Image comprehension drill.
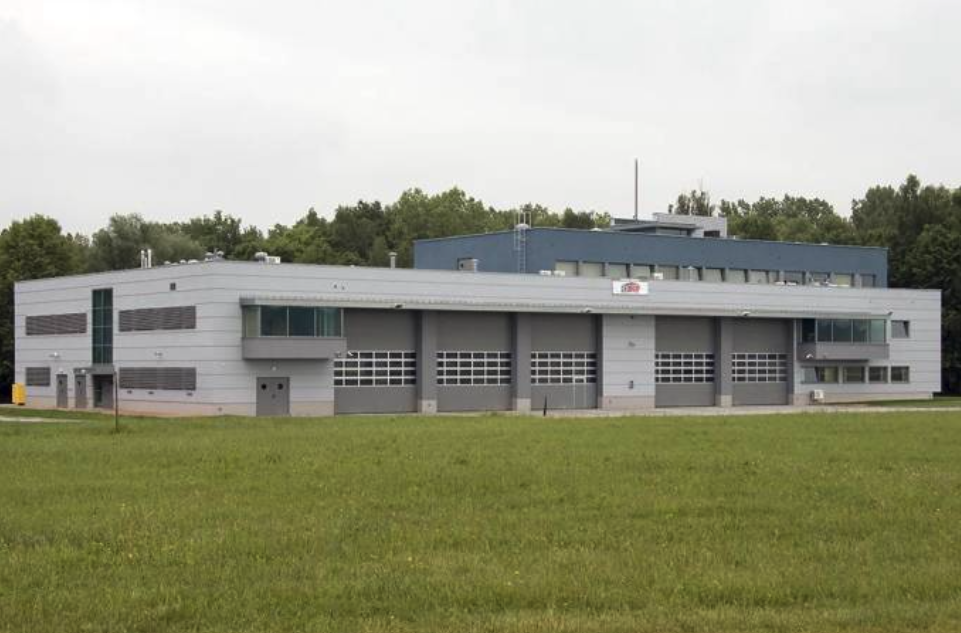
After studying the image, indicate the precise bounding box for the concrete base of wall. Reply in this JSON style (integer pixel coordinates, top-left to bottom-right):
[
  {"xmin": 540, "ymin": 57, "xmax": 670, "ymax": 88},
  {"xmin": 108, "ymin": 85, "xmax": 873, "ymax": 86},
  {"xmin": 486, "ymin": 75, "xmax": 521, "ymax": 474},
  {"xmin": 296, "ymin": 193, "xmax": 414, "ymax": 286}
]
[
  {"xmin": 795, "ymin": 391, "xmax": 935, "ymax": 405},
  {"xmin": 715, "ymin": 394, "xmax": 733, "ymax": 407},
  {"xmin": 290, "ymin": 401, "xmax": 335, "ymax": 417},
  {"xmin": 418, "ymin": 399, "xmax": 437, "ymax": 414},
  {"xmin": 513, "ymin": 398, "xmax": 531, "ymax": 413},
  {"xmin": 598, "ymin": 395, "xmax": 656, "ymax": 410}
]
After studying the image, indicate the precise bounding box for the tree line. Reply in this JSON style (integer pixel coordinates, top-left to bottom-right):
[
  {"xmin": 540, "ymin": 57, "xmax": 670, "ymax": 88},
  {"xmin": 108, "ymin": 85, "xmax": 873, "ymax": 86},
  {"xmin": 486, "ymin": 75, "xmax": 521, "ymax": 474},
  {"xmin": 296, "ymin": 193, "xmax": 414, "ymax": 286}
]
[{"xmin": 1, "ymin": 175, "xmax": 958, "ymax": 395}]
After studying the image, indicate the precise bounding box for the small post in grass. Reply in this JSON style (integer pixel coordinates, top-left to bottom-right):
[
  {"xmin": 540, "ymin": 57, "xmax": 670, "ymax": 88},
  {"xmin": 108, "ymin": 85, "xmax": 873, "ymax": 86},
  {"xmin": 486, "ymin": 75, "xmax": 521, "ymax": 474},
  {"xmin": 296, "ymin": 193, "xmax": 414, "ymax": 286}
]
[
  {"xmin": 113, "ymin": 369, "xmax": 119, "ymax": 433},
  {"xmin": 543, "ymin": 395, "xmax": 548, "ymax": 417}
]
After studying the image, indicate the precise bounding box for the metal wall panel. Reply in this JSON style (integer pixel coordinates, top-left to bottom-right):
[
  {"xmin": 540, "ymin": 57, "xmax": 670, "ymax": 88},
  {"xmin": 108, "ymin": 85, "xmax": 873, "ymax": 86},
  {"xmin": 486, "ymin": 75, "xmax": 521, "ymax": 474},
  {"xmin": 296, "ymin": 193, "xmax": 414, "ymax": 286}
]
[
  {"xmin": 13, "ymin": 260, "xmax": 940, "ymax": 415},
  {"xmin": 731, "ymin": 319, "xmax": 790, "ymax": 406},
  {"xmin": 655, "ymin": 317, "xmax": 716, "ymax": 407}
]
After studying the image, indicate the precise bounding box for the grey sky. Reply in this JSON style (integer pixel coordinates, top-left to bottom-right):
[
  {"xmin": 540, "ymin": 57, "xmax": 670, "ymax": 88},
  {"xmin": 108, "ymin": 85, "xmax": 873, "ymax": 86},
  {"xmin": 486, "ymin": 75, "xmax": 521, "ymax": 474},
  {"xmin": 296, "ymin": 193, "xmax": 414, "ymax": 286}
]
[{"xmin": 1, "ymin": 0, "xmax": 959, "ymax": 235}]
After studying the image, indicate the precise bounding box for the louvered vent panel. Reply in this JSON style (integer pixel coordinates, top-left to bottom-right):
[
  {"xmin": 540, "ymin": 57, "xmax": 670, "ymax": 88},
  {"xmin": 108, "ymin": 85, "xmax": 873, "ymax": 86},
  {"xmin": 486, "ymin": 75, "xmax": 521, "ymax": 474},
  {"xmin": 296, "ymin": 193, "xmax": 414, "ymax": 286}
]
[
  {"xmin": 118, "ymin": 306, "xmax": 196, "ymax": 332},
  {"xmin": 25, "ymin": 367, "xmax": 51, "ymax": 386},
  {"xmin": 25, "ymin": 313, "xmax": 87, "ymax": 336},
  {"xmin": 118, "ymin": 367, "xmax": 197, "ymax": 391}
]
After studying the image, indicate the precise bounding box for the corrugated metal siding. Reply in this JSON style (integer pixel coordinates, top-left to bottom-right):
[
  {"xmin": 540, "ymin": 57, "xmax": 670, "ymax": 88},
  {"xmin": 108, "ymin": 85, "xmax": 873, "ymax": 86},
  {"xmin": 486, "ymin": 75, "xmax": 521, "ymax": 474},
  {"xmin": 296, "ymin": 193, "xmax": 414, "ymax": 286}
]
[
  {"xmin": 25, "ymin": 313, "xmax": 86, "ymax": 336},
  {"xmin": 119, "ymin": 367, "xmax": 197, "ymax": 391},
  {"xmin": 119, "ymin": 306, "xmax": 196, "ymax": 332},
  {"xmin": 25, "ymin": 367, "xmax": 51, "ymax": 386}
]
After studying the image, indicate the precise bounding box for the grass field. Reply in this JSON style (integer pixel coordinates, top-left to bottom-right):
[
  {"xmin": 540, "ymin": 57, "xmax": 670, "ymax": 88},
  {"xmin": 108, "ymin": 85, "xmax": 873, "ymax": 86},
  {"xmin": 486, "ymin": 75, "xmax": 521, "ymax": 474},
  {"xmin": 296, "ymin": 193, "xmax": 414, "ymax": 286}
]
[
  {"xmin": 2, "ymin": 408, "xmax": 961, "ymax": 632},
  {"xmin": 864, "ymin": 396, "xmax": 961, "ymax": 408}
]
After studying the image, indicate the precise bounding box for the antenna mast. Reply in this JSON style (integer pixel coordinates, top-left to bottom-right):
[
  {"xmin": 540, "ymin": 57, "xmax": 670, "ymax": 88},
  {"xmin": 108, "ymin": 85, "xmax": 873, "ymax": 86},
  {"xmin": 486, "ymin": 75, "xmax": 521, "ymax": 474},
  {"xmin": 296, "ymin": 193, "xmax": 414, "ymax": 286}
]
[{"xmin": 634, "ymin": 159, "xmax": 639, "ymax": 220}]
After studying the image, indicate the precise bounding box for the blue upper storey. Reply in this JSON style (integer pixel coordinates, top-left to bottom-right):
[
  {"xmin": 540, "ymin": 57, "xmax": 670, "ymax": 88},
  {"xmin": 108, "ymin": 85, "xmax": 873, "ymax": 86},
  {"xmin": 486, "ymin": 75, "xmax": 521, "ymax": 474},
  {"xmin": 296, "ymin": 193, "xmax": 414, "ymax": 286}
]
[{"xmin": 413, "ymin": 228, "xmax": 889, "ymax": 287}]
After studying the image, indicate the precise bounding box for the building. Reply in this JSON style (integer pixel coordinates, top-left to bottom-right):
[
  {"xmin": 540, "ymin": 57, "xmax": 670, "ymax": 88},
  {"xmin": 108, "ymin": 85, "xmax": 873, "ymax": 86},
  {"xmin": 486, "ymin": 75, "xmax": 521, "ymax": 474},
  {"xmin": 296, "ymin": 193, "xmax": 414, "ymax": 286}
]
[
  {"xmin": 14, "ymin": 234, "xmax": 939, "ymax": 416},
  {"xmin": 413, "ymin": 214, "xmax": 888, "ymax": 287}
]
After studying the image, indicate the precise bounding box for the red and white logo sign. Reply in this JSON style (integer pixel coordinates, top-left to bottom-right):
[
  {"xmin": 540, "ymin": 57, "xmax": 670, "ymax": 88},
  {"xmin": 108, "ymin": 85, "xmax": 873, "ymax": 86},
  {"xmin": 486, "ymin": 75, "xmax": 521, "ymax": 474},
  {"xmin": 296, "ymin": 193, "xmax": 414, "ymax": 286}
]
[{"xmin": 612, "ymin": 279, "xmax": 649, "ymax": 295}]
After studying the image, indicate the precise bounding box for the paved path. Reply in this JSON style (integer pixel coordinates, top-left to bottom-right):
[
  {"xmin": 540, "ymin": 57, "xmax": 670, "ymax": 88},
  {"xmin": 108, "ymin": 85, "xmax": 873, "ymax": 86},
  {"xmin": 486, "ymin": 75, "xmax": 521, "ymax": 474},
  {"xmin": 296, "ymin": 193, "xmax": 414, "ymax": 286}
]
[{"xmin": 0, "ymin": 415, "xmax": 83, "ymax": 424}]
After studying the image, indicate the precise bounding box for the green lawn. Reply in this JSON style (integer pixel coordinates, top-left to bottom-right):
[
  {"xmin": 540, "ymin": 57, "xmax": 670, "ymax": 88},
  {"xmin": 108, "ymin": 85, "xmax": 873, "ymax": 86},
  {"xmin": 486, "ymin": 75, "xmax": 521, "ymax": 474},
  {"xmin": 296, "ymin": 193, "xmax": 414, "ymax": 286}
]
[
  {"xmin": 865, "ymin": 396, "xmax": 961, "ymax": 408},
  {"xmin": 2, "ymin": 408, "xmax": 961, "ymax": 632}
]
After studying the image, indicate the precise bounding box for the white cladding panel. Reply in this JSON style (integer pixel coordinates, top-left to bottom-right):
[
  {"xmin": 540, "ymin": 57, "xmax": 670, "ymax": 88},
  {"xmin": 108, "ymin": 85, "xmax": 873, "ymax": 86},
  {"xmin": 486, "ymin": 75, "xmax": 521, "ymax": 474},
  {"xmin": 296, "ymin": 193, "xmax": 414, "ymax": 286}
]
[{"xmin": 15, "ymin": 261, "xmax": 941, "ymax": 413}]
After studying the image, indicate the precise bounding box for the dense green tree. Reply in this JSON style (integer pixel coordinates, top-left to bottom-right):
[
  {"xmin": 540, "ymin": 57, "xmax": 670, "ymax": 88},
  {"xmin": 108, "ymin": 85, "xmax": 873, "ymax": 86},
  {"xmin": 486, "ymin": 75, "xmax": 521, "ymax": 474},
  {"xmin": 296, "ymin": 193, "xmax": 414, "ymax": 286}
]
[
  {"xmin": 719, "ymin": 196, "xmax": 856, "ymax": 244},
  {"xmin": 179, "ymin": 210, "xmax": 264, "ymax": 260},
  {"xmin": 851, "ymin": 175, "xmax": 961, "ymax": 392},
  {"xmin": 669, "ymin": 188, "xmax": 715, "ymax": 216},
  {"xmin": 0, "ymin": 216, "xmax": 87, "ymax": 394},
  {"xmin": 88, "ymin": 214, "xmax": 205, "ymax": 271}
]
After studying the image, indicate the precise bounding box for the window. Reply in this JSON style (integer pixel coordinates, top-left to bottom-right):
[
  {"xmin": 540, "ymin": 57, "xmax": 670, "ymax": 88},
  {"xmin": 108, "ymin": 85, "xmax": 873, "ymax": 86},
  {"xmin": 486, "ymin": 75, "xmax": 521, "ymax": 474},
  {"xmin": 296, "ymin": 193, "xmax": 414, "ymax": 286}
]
[
  {"xmin": 703, "ymin": 230, "xmax": 721, "ymax": 238},
  {"xmin": 316, "ymin": 308, "xmax": 342, "ymax": 337},
  {"xmin": 247, "ymin": 306, "xmax": 343, "ymax": 338},
  {"xmin": 25, "ymin": 367, "xmax": 51, "ymax": 387},
  {"xmin": 869, "ymin": 366, "xmax": 888, "ymax": 383},
  {"xmin": 655, "ymin": 353, "xmax": 715, "ymax": 383},
  {"xmin": 832, "ymin": 319, "xmax": 853, "ymax": 343},
  {"xmin": 260, "ymin": 306, "xmax": 288, "ymax": 337},
  {"xmin": 860, "ymin": 274, "xmax": 876, "ymax": 288},
  {"xmin": 783, "ymin": 271, "xmax": 805, "ymax": 285},
  {"xmin": 118, "ymin": 306, "xmax": 196, "ymax": 332},
  {"xmin": 701, "ymin": 268, "xmax": 723, "ymax": 282},
  {"xmin": 684, "ymin": 267, "xmax": 701, "ymax": 282},
  {"xmin": 870, "ymin": 319, "xmax": 886, "ymax": 343},
  {"xmin": 800, "ymin": 319, "xmax": 817, "ymax": 343},
  {"xmin": 631, "ymin": 264, "xmax": 652, "ymax": 279},
  {"xmin": 843, "ymin": 366, "xmax": 865, "ymax": 383},
  {"xmin": 834, "ymin": 273, "xmax": 853, "ymax": 287},
  {"xmin": 817, "ymin": 319, "xmax": 833, "ymax": 342},
  {"xmin": 657, "ymin": 265, "xmax": 679, "ymax": 280},
  {"xmin": 119, "ymin": 367, "xmax": 197, "ymax": 391},
  {"xmin": 852, "ymin": 320, "xmax": 869, "ymax": 343},
  {"xmin": 810, "ymin": 272, "xmax": 830, "ymax": 285},
  {"xmin": 606, "ymin": 263, "xmax": 628, "ymax": 278},
  {"xmin": 288, "ymin": 307, "xmax": 315, "ymax": 337},
  {"xmin": 437, "ymin": 351, "xmax": 511, "ymax": 386},
  {"xmin": 802, "ymin": 366, "xmax": 838, "ymax": 383},
  {"xmin": 92, "ymin": 289, "xmax": 113, "ymax": 364},
  {"xmin": 732, "ymin": 353, "xmax": 786, "ymax": 383},
  {"xmin": 335, "ymin": 351, "xmax": 416, "ymax": 387},
  {"xmin": 726, "ymin": 269, "xmax": 747, "ymax": 283},
  {"xmin": 531, "ymin": 352, "xmax": 597, "ymax": 384},
  {"xmin": 801, "ymin": 318, "xmax": 886, "ymax": 344},
  {"xmin": 891, "ymin": 320, "xmax": 910, "ymax": 339},
  {"xmin": 579, "ymin": 262, "xmax": 603, "ymax": 278},
  {"xmin": 890, "ymin": 366, "xmax": 910, "ymax": 383},
  {"xmin": 554, "ymin": 261, "xmax": 578, "ymax": 277},
  {"xmin": 26, "ymin": 313, "xmax": 87, "ymax": 336}
]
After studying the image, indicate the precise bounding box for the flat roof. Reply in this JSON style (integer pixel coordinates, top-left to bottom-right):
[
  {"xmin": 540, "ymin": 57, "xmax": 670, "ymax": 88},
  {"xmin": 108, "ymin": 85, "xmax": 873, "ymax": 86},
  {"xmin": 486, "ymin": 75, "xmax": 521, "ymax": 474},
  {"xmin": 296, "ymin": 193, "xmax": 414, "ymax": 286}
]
[{"xmin": 413, "ymin": 226, "xmax": 888, "ymax": 252}]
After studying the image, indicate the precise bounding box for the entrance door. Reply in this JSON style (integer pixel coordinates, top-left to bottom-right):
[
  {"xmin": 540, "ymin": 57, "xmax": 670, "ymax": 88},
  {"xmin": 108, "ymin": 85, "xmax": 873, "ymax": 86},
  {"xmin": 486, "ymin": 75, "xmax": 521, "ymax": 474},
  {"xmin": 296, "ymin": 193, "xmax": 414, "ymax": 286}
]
[
  {"xmin": 93, "ymin": 375, "xmax": 114, "ymax": 409},
  {"xmin": 256, "ymin": 377, "xmax": 290, "ymax": 416},
  {"xmin": 74, "ymin": 375, "xmax": 87, "ymax": 409},
  {"xmin": 56, "ymin": 374, "xmax": 68, "ymax": 408}
]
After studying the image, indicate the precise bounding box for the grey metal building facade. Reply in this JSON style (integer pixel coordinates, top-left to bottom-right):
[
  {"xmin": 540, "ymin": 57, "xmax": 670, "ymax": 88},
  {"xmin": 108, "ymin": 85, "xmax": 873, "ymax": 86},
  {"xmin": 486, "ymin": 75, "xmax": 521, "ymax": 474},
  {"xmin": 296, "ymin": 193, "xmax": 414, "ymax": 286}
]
[{"xmin": 15, "ymin": 260, "xmax": 940, "ymax": 416}]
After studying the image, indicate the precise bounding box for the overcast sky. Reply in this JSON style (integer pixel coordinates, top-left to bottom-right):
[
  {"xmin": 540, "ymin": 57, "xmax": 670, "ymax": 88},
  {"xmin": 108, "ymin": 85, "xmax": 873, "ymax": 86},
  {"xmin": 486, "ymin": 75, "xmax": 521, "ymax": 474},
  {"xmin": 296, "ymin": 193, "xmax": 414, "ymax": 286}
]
[{"xmin": 1, "ymin": 0, "xmax": 959, "ymax": 235}]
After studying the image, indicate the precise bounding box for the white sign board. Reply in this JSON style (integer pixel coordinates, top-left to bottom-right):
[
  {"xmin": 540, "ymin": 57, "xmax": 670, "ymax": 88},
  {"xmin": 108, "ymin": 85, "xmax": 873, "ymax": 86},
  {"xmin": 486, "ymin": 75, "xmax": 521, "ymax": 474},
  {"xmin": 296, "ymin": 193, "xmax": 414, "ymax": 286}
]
[{"xmin": 612, "ymin": 279, "xmax": 650, "ymax": 295}]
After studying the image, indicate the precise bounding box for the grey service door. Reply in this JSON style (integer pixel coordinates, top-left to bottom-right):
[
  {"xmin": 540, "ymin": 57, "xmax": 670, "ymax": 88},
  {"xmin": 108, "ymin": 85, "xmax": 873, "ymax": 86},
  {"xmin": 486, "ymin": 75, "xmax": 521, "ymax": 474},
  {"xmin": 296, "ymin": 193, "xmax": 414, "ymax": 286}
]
[
  {"xmin": 256, "ymin": 377, "xmax": 290, "ymax": 416},
  {"xmin": 74, "ymin": 375, "xmax": 87, "ymax": 409},
  {"xmin": 56, "ymin": 374, "xmax": 68, "ymax": 408}
]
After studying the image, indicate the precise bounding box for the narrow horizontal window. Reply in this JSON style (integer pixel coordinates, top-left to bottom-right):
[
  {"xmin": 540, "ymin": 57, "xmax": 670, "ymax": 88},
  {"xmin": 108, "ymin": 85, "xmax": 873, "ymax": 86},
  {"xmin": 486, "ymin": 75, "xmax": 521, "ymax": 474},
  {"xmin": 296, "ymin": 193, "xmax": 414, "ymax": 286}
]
[
  {"xmin": 655, "ymin": 352, "xmax": 715, "ymax": 384},
  {"xmin": 732, "ymin": 353, "xmax": 786, "ymax": 383},
  {"xmin": 335, "ymin": 351, "xmax": 416, "ymax": 387},
  {"xmin": 437, "ymin": 351, "xmax": 511, "ymax": 386},
  {"xmin": 25, "ymin": 313, "xmax": 87, "ymax": 336},
  {"xmin": 531, "ymin": 351, "xmax": 597, "ymax": 385},
  {"xmin": 25, "ymin": 367, "xmax": 51, "ymax": 387}
]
